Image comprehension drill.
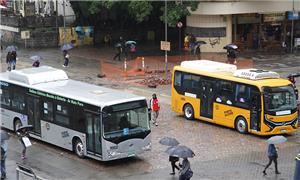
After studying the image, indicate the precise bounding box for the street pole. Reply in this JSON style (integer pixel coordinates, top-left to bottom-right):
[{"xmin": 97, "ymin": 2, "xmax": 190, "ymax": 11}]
[
  {"xmin": 164, "ymin": 0, "xmax": 168, "ymax": 79},
  {"xmin": 63, "ymin": 0, "xmax": 66, "ymax": 44},
  {"xmin": 291, "ymin": 0, "xmax": 295, "ymax": 53},
  {"xmin": 177, "ymin": 21, "xmax": 183, "ymax": 61}
]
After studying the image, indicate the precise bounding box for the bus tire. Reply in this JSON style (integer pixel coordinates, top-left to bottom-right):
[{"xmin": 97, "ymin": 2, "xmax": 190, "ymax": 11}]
[
  {"xmin": 235, "ymin": 116, "xmax": 248, "ymax": 134},
  {"xmin": 183, "ymin": 104, "xmax": 194, "ymax": 120},
  {"xmin": 14, "ymin": 118, "xmax": 22, "ymax": 132},
  {"xmin": 74, "ymin": 139, "xmax": 85, "ymax": 158}
]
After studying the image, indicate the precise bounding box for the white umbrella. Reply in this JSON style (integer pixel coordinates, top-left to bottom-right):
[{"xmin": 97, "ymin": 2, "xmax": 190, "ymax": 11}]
[{"xmin": 267, "ymin": 135, "xmax": 287, "ymax": 144}]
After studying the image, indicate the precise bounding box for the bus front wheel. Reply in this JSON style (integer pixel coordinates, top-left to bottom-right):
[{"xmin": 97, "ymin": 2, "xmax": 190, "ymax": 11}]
[
  {"xmin": 14, "ymin": 119, "xmax": 22, "ymax": 132},
  {"xmin": 184, "ymin": 104, "xmax": 194, "ymax": 120},
  {"xmin": 235, "ymin": 117, "xmax": 248, "ymax": 134},
  {"xmin": 74, "ymin": 139, "xmax": 85, "ymax": 158}
]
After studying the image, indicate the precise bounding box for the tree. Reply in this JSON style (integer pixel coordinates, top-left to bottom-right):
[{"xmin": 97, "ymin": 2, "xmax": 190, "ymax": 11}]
[{"xmin": 84, "ymin": 1, "xmax": 199, "ymax": 26}]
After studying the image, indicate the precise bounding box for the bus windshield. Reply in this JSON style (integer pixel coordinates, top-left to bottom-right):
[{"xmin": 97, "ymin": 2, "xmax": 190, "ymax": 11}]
[
  {"xmin": 102, "ymin": 101, "xmax": 150, "ymax": 142},
  {"xmin": 264, "ymin": 86, "xmax": 297, "ymax": 112}
]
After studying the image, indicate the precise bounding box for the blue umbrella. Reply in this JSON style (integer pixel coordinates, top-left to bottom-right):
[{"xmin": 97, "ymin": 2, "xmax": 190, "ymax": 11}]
[
  {"xmin": 30, "ymin": 55, "xmax": 43, "ymax": 62},
  {"xmin": 159, "ymin": 137, "xmax": 180, "ymax": 147},
  {"xmin": 165, "ymin": 145, "xmax": 195, "ymax": 158},
  {"xmin": 61, "ymin": 43, "xmax": 74, "ymax": 51},
  {"xmin": 223, "ymin": 44, "xmax": 238, "ymax": 50},
  {"xmin": 6, "ymin": 45, "xmax": 18, "ymax": 52},
  {"xmin": 125, "ymin": 41, "xmax": 137, "ymax": 45}
]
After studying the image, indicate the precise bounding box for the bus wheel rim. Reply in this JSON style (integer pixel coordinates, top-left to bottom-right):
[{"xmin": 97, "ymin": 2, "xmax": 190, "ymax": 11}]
[
  {"xmin": 237, "ymin": 120, "xmax": 246, "ymax": 132},
  {"xmin": 185, "ymin": 107, "xmax": 192, "ymax": 118},
  {"xmin": 76, "ymin": 142, "xmax": 84, "ymax": 156}
]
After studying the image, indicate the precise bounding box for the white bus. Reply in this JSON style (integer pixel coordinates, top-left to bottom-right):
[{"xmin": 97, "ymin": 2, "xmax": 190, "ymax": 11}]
[{"xmin": 0, "ymin": 66, "xmax": 151, "ymax": 161}]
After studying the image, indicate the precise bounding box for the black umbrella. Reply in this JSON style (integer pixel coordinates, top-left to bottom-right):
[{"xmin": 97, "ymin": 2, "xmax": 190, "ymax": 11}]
[
  {"xmin": 16, "ymin": 125, "xmax": 33, "ymax": 132},
  {"xmin": 1, "ymin": 131, "xmax": 10, "ymax": 142},
  {"xmin": 223, "ymin": 44, "xmax": 238, "ymax": 50},
  {"xmin": 159, "ymin": 137, "xmax": 180, "ymax": 146},
  {"xmin": 166, "ymin": 145, "xmax": 195, "ymax": 158},
  {"xmin": 195, "ymin": 41, "xmax": 206, "ymax": 46}
]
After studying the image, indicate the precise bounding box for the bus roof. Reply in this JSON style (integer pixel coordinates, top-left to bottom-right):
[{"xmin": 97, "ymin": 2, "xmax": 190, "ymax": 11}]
[
  {"xmin": 174, "ymin": 64, "xmax": 291, "ymax": 89},
  {"xmin": 0, "ymin": 67, "xmax": 145, "ymax": 107}
]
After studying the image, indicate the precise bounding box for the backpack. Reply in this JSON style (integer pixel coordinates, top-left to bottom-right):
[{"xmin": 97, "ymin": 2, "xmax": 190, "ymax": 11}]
[{"xmin": 151, "ymin": 98, "xmax": 160, "ymax": 111}]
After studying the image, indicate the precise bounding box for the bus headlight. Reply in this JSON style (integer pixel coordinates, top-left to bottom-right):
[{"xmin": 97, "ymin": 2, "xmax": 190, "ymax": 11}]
[{"xmin": 142, "ymin": 142, "xmax": 151, "ymax": 151}]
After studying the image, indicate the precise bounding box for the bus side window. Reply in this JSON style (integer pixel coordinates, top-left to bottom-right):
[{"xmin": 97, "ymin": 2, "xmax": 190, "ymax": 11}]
[
  {"xmin": 11, "ymin": 92, "xmax": 25, "ymax": 111},
  {"xmin": 217, "ymin": 80, "xmax": 233, "ymax": 104},
  {"xmin": 235, "ymin": 84, "xmax": 250, "ymax": 108},
  {"xmin": 182, "ymin": 73, "xmax": 192, "ymax": 91},
  {"xmin": 55, "ymin": 104, "xmax": 70, "ymax": 126},
  {"xmin": 43, "ymin": 101, "xmax": 54, "ymax": 122},
  {"xmin": 0, "ymin": 89, "xmax": 11, "ymax": 107},
  {"xmin": 174, "ymin": 71, "xmax": 182, "ymax": 87}
]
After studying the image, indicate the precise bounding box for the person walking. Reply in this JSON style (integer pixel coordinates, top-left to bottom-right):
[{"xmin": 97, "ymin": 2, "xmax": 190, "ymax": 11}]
[
  {"xmin": 226, "ymin": 49, "xmax": 237, "ymax": 64},
  {"xmin": 263, "ymin": 143, "xmax": 280, "ymax": 175},
  {"xmin": 0, "ymin": 139, "xmax": 8, "ymax": 179},
  {"xmin": 62, "ymin": 50, "xmax": 70, "ymax": 67},
  {"xmin": 10, "ymin": 50, "xmax": 17, "ymax": 70},
  {"xmin": 6, "ymin": 52, "xmax": 12, "ymax": 71},
  {"xmin": 17, "ymin": 128, "xmax": 30, "ymax": 160},
  {"xmin": 113, "ymin": 38, "xmax": 123, "ymax": 61},
  {"xmin": 179, "ymin": 158, "xmax": 193, "ymax": 180},
  {"xmin": 169, "ymin": 156, "xmax": 180, "ymax": 175},
  {"xmin": 149, "ymin": 93, "xmax": 160, "ymax": 126}
]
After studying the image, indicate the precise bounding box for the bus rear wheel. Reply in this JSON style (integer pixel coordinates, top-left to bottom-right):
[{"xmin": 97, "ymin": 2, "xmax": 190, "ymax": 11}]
[
  {"xmin": 74, "ymin": 139, "xmax": 85, "ymax": 158},
  {"xmin": 184, "ymin": 104, "xmax": 194, "ymax": 120},
  {"xmin": 235, "ymin": 117, "xmax": 248, "ymax": 134}
]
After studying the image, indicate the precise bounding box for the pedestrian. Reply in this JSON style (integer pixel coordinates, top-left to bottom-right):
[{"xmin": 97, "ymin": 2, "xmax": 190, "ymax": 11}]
[
  {"xmin": 169, "ymin": 155, "xmax": 180, "ymax": 175},
  {"xmin": 184, "ymin": 34, "xmax": 190, "ymax": 51},
  {"xmin": 6, "ymin": 52, "xmax": 12, "ymax": 71},
  {"xmin": 0, "ymin": 139, "xmax": 8, "ymax": 179},
  {"xmin": 227, "ymin": 49, "xmax": 237, "ymax": 64},
  {"xmin": 62, "ymin": 50, "xmax": 70, "ymax": 67},
  {"xmin": 263, "ymin": 143, "xmax": 280, "ymax": 175},
  {"xmin": 179, "ymin": 158, "xmax": 193, "ymax": 180},
  {"xmin": 129, "ymin": 44, "xmax": 136, "ymax": 60},
  {"xmin": 149, "ymin": 93, "xmax": 160, "ymax": 126},
  {"xmin": 194, "ymin": 45, "xmax": 201, "ymax": 59},
  {"xmin": 17, "ymin": 128, "xmax": 30, "ymax": 160},
  {"xmin": 10, "ymin": 50, "xmax": 17, "ymax": 70}
]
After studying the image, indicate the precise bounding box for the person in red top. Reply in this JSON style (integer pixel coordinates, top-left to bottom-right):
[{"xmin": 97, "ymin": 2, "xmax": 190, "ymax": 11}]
[{"xmin": 150, "ymin": 93, "xmax": 160, "ymax": 126}]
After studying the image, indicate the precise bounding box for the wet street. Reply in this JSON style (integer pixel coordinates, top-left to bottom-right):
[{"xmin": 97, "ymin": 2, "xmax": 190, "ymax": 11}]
[{"xmin": 1, "ymin": 47, "xmax": 300, "ymax": 179}]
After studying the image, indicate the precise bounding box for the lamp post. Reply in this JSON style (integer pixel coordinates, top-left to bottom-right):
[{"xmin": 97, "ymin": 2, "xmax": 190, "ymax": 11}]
[
  {"xmin": 177, "ymin": 21, "xmax": 183, "ymax": 61},
  {"xmin": 164, "ymin": 0, "xmax": 168, "ymax": 79},
  {"xmin": 291, "ymin": 0, "xmax": 295, "ymax": 53}
]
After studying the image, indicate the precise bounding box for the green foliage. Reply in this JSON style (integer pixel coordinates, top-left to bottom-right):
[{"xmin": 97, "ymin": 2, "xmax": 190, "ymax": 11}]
[{"xmin": 73, "ymin": 1, "xmax": 199, "ymax": 25}]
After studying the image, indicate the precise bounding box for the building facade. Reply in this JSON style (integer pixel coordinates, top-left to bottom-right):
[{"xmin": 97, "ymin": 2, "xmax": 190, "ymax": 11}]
[{"xmin": 186, "ymin": 1, "xmax": 300, "ymax": 52}]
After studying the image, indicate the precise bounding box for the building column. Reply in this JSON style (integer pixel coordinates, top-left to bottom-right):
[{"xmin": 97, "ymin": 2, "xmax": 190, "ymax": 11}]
[{"xmin": 226, "ymin": 15, "xmax": 233, "ymax": 44}]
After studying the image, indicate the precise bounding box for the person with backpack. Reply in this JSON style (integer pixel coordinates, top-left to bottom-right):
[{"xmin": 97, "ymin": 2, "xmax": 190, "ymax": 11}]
[
  {"xmin": 149, "ymin": 93, "xmax": 160, "ymax": 126},
  {"xmin": 179, "ymin": 158, "xmax": 193, "ymax": 180}
]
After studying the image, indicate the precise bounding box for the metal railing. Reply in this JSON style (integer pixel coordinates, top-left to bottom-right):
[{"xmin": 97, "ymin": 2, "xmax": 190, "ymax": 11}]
[{"xmin": 16, "ymin": 163, "xmax": 46, "ymax": 180}]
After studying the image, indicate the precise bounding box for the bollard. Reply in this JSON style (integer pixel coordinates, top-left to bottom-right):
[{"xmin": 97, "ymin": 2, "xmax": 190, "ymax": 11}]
[
  {"xmin": 294, "ymin": 152, "xmax": 300, "ymax": 180},
  {"xmin": 124, "ymin": 58, "xmax": 128, "ymax": 77},
  {"xmin": 142, "ymin": 57, "xmax": 145, "ymax": 71}
]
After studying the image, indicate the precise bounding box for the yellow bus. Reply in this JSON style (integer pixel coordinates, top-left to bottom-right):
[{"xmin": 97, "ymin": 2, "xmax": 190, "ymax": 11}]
[{"xmin": 171, "ymin": 60, "xmax": 298, "ymax": 135}]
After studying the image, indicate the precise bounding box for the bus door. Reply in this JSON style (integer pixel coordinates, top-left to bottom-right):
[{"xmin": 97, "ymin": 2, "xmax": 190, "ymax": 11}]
[
  {"xmin": 200, "ymin": 79, "xmax": 214, "ymax": 119},
  {"xmin": 27, "ymin": 95, "xmax": 41, "ymax": 135},
  {"xmin": 250, "ymin": 90, "xmax": 261, "ymax": 131},
  {"xmin": 85, "ymin": 111, "xmax": 102, "ymax": 156}
]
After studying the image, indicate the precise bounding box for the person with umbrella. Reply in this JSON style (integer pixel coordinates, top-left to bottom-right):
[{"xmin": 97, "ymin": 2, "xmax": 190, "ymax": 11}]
[
  {"xmin": 30, "ymin": 55, "xmax": 42, "ymax": 67},
  {"xmin": 262, "ymin": 135, "xmax": 286, "ymax": 175},
  {"xmin": 224, "ymin": 44, "xmax": 238, "ymax": 64},
  {"xmin": 159, "ymin": 137, "xmax": 180, "ymax": 175},
  {"xmin": 11, "ymin": 50, "xmax": 17, "ymax": 70},
  {"xmin": 1, "ymin": 131, "xmax": 9, "ymax": 179},
  {"xmin": 166, "ymin": 145, "xmax": 194, "ymax": 179}
]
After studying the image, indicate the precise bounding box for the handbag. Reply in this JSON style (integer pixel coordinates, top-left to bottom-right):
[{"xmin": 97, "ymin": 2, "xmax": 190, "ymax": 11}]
[{"xmin": 185, "ymin": 168, "xmax": 193, "ymax": 178}]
